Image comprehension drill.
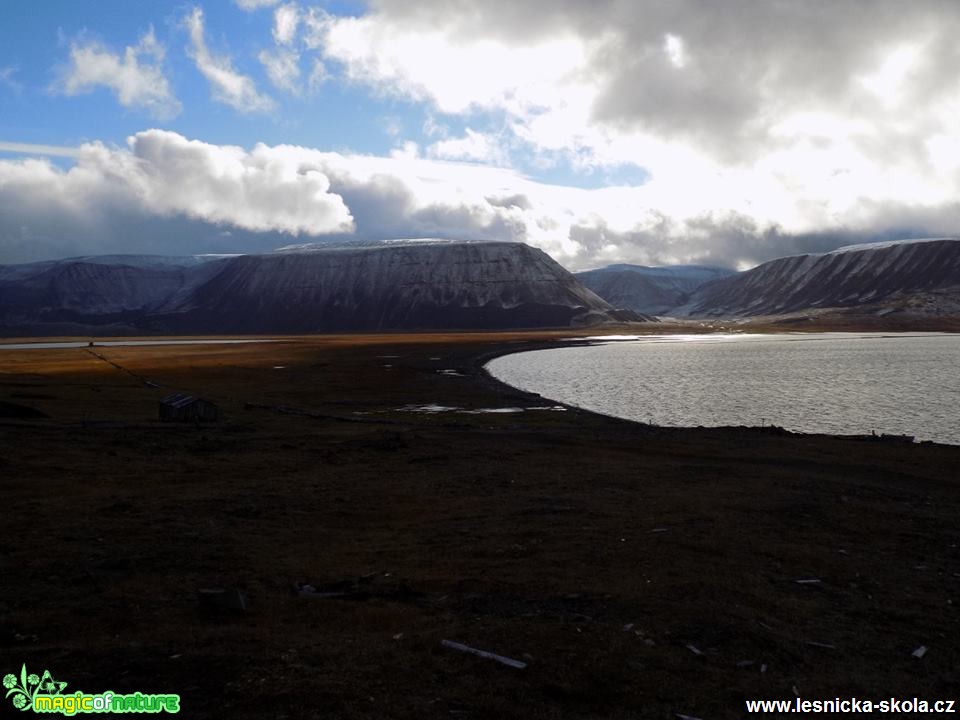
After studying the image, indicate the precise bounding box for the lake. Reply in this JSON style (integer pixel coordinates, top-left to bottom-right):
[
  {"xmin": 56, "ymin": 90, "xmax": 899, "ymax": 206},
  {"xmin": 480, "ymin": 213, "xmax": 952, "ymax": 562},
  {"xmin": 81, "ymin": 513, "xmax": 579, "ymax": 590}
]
[{"xmin": 487, "ymin": 333, "xmax": 960, "ymax": 445}]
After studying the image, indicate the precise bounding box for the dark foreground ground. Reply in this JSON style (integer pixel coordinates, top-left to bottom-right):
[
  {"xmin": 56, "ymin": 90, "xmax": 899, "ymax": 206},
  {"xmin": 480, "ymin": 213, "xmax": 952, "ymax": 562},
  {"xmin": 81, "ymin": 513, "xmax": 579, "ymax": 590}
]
[{"xmin": 1, "ymin": 329, "xmax": 958, "ymax": 718}]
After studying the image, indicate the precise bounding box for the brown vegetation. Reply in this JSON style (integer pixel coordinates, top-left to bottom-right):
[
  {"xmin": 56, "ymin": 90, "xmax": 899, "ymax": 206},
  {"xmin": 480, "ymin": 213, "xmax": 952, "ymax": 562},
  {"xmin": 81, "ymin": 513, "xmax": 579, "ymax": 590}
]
[{"xmin": 1, "ymin": 329, "xmax": 958, "ymax": 718}]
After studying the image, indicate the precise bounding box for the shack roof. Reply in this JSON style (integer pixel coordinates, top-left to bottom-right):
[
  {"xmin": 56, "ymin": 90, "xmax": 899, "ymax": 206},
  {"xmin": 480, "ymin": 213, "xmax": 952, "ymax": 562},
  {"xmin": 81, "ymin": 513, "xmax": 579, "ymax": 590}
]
[{"xmin": 160, "ymin": 392, "xmax": 207, "ymax": 408}]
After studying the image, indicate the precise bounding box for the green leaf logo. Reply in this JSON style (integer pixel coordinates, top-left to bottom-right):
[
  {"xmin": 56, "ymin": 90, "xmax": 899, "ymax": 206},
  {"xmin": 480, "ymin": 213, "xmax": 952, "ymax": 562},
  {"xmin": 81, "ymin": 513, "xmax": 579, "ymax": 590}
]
[{"xmin": 4, "ymin": 664, "xmax": 62, "ymax": 712}]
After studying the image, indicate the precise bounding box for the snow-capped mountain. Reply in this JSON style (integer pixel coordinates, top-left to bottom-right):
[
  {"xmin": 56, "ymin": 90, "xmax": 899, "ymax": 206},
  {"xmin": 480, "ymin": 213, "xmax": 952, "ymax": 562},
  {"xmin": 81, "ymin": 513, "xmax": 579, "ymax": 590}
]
[
  {"xmin": 0, "ymin": 241, "xmax": 637, "ymax": 334},
  {"xmin": 575, "ymin": 264, "xmax": 735, "ymax": 314},
  {"xmin": 154, "ymin": 240, "xmax": 632, "ymax": 332},
  {"xmin": 0, "ymin": 255, "xmax": 230, "ymax": 329},
  {"xmin": 678, "ymin": 237, "xmax": 960, "ymax": 317}
]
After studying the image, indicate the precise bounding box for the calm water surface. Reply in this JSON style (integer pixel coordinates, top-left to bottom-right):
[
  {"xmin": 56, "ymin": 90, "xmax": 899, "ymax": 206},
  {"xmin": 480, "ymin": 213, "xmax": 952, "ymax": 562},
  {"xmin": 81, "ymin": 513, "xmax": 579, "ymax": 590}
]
[{"xmin": 487, "ymin": 333, "xmax": 960, "ymax": 445}]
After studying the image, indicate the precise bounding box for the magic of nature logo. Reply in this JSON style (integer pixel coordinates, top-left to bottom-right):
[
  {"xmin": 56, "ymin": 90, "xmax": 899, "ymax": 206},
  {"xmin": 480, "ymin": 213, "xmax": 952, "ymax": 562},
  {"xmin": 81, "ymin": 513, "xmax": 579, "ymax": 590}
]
[{"xmin": 4, "ymin": 664, "xmax": 180, "ymax": 714}]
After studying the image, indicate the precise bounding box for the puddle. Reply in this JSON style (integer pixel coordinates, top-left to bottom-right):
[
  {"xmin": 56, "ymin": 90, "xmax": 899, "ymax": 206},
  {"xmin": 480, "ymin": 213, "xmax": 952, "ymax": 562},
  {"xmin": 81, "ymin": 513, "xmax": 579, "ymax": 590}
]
[
  {"xmin": 400, "ymin": 404, "xmax": 459, "ymax": 413},
  {"xmin": 398, "ymin": 404, "xmax": 567, "ymax": 414}
]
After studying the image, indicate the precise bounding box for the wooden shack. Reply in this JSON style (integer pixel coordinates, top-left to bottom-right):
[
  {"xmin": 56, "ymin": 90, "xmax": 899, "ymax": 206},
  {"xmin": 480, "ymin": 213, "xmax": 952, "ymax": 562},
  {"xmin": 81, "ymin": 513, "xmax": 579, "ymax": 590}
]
[{"xmin": 158, "ymin": 393, "xmax": 219, "ymax": 423}]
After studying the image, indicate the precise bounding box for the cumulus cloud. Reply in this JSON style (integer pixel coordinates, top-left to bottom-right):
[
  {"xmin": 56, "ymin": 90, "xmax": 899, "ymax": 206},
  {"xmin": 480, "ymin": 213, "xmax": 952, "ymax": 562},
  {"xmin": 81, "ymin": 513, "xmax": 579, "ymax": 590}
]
[
  {"xmin": 7, "ymin": 131, "xmax": 958, "ymax": 268},
  {"xmin": 313, "ymin": 0, "xmax": 958, "ymax": 159},
  {"xmin": 185, "ymin": 7, "xmax": 275, "ymax": 113},
  {"xmin": 300, "ymin": 0, "xmax": 960, "ymax": 263},
  {"xmin": 304, "ymin": 7, "xmax": 586, "ymax": 117},
  {"xmin": 0, "ymin": 131, "xmax": 356, "ymax": 262},
  {"xmin": 428, "ymin": 129, "xmax": 508, "ymax": 165},
  {"xmin": 123, "ymin": 131, "xmax": 353, "ymax": 234},
  {"xmin": 55, "ymin": 28, "xmax": 181, "ymax": 119},
  {"xmin": 11, "ymin": 3, "xmax": 960, "ymax": 270}
]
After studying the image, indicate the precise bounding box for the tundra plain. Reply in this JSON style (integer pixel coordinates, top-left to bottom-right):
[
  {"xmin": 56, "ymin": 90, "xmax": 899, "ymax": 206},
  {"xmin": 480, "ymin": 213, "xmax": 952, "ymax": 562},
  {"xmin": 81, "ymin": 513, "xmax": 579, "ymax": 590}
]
[{"xmin": 1, "ymin": 329, "xmax": 958, "ymax": 719}]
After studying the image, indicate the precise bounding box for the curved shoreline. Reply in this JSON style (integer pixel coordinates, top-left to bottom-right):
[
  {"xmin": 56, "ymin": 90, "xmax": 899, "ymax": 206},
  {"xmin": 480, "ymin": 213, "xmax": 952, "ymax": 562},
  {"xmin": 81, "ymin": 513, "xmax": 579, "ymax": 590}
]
[
  {"xmin": 472, "ymin": 333, "xmax": 957, "ymax": 448},
  {"xmin": 471, "ymin": 336, "xmax": 627, "ymax": 419}
]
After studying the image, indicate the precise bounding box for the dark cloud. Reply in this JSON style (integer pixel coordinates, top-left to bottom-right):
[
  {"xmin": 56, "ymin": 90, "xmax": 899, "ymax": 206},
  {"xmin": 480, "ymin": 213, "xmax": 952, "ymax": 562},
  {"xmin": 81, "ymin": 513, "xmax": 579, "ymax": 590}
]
[
  {"xmin": 355, "ymin": 0, "xmax": 959, "ymax": 161},
  {"xmin": 3, "ymin": 130, "xmax": 956, "ymax": 270},
  {"xmin": 300, "ymin": 0, "xmax": 960, "ymax": 266}
]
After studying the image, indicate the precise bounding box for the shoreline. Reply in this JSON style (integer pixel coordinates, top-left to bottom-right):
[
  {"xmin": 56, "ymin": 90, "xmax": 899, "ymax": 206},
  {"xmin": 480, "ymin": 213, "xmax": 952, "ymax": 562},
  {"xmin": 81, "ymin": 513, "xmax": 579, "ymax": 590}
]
[
  {"xmin": 3, "ymin": 327, "xmax": 958, "ymax": 447},
  {"xmin": 2, "ymin": 331, "xmax": 959, "ymax": 718},
  {"xmin": 471, "ymin": 333, "xmax": 959, "ymax": 449}
]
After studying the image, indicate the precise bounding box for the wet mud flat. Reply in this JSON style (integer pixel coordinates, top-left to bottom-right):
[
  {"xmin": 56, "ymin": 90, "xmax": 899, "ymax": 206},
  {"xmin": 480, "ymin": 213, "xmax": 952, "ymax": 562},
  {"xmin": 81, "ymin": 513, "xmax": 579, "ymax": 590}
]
[{"xmin": 1, "ymin": 330, "xmax": 958, "ymax": 719}]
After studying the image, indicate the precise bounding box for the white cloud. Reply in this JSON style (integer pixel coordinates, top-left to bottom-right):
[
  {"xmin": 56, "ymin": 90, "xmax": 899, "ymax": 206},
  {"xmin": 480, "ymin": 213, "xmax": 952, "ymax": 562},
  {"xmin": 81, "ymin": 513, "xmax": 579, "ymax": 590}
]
[
  {"xmin": 307, "ymin": 58, "xmax": 328, "ymax": 91},
  {"xmin": 306, "ymin": 8, "xmax": 587, "ymax": 117},
  {"xmin": 303, "ymin": 1, "xmax": 960, "ymax": 247},
  {"xmin": 124, "ymin": 131, "xmax": 353, "ymax": 233},
  {"xmin": 428, "ymin": 129, "xmax": 508, "ymax": 165},
  {"xmin": 0, "ymin": 141, "xmax": 81, "ymax": 158},
  {"xmin": 258, "ymin": 48, "xmax": 301, "ymax": 93},
  {"xmin": 185, "ymin": 7, "xmax": 275, "ymax": 113},
  {"xmin": 254, "ymin": 4, "xmax": 305, "ymax": 93},
  {"xmin": 0, "ymin": 130, "xmax": 353, "ymax": 263},
  {"xmin": 56, "ymin": 29, "xmax": 181, "ymax": 119},
  {"xmin": 234, "ymin": 0, "xmax": 280, "ymax": 10},
  {"xmin": 273, "ymin": 3, "xmax": 300, "ymax": 45},
  {"xmin": 0, "ymin": 66, "xmax": 21, "ymax": 92},
  {"xmin": 11, "ymin": 4, "xmax": 960, "ymax": 268},
  {"xmin": 663, "ymin": 34, "xmax": 686, "ymax": 69},
  {"xmin": 5, "ymin": 129, "xmax": 960, "ymax": 268}
]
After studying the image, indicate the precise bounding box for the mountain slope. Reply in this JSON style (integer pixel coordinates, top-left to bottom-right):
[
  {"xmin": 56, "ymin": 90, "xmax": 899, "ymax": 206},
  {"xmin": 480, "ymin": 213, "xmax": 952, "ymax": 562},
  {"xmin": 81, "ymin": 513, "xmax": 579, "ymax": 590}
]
[
  {"xmin": 156, "ymin": 241, "xmax": 624, "ymax": 332},
  {"xmin": 678, "ymin": 238, "xmax": 960, "ymax": 317},
  {"xmin": 1, "ymin": 241, "xmax": 640, "ymax": 334},
  {"xmin": 0, "ymin": 256, "xmax": 228, "ymax": 329},
  {"xmin": 576, "ymin": 264, "xmax": 734, "ymax": 314}
]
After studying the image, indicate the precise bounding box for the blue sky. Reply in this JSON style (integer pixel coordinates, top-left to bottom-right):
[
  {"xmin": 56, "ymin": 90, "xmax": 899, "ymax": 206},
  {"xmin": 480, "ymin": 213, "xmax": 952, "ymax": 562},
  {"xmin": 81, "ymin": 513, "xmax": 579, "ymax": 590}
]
[
  {"xmin": 2, "ymin": 1, "xmax": 423, "ymax": 159},
  {"xmin": 1, "ymin": 0, "xmax": 640, "ymax": 186},
  {"xmin": 0, "ymin": 1, "xmax": 957, "ymax": 268}
]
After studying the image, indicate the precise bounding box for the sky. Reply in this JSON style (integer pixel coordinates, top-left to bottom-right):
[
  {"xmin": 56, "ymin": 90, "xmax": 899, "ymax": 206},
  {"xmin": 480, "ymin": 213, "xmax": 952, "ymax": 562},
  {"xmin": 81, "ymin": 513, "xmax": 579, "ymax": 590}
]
[{"xmin": 2, "ymin": 1, "xmax": 960, "ymax": 270}]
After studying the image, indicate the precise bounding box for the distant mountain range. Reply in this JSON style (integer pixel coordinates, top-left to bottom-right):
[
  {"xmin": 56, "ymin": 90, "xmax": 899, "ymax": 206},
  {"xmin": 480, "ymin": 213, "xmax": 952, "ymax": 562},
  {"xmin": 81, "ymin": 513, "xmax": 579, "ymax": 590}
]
[
  {"xmin": 674, "ymin": 237, "xmax": 960, "ymax": 318},
  {"xmin": 0, "ymin": 240, "xmax": 646, "ymax": 336},
  {"xmin": 2, "ymin": 237, "xmax": 958, "ymax": 335},
  {"xmin": 577, "ymin": 238, "xmax": 960, "ymax": 320},
  {"xmin": 575, "ymin": 264, "xmax": 735, "ymax": 314}
]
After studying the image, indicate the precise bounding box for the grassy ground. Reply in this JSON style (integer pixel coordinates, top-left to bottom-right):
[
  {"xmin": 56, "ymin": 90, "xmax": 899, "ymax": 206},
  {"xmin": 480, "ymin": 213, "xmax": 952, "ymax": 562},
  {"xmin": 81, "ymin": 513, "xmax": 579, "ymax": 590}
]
[{"xmin": 1, "ymin": 329, "xmax": 958, "ymax": 718}]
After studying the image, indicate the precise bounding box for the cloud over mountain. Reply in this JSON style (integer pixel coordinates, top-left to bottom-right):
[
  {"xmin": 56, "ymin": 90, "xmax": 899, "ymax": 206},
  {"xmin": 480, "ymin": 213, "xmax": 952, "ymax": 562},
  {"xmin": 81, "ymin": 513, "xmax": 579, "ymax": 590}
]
[
  {"xmin": 7, "ymin": 2, "xmax": 960, "ymax": 269},
  {"xmin": 8, "ymin": 130, "xmax": 952, "ymax": 270},
  {"xmin": 299, "ymin": 1, "xmax": 960, "ymax": 261}
]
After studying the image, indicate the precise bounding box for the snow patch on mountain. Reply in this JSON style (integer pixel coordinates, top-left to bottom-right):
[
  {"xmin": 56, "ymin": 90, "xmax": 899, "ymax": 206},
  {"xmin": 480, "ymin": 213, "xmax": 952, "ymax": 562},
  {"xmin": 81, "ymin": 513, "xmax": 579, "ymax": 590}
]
[{"xmin": 828, "ymin": 237, "xmax": 960, "ymax": 255}]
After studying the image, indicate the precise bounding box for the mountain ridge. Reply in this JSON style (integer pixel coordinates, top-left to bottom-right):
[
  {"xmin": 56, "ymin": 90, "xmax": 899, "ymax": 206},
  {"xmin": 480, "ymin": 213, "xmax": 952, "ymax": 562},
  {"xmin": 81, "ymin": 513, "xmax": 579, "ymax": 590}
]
[
  {"xmin": 677, "ymin": 237, "xmax": 960, "ymax": 318},
  {"xmin": 0, "ymin": 241, "xmax": 644, "ymax": 335},
  {"xmin": 575, "ymin": 263, "xmax": 735, "ymax": 315}
]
